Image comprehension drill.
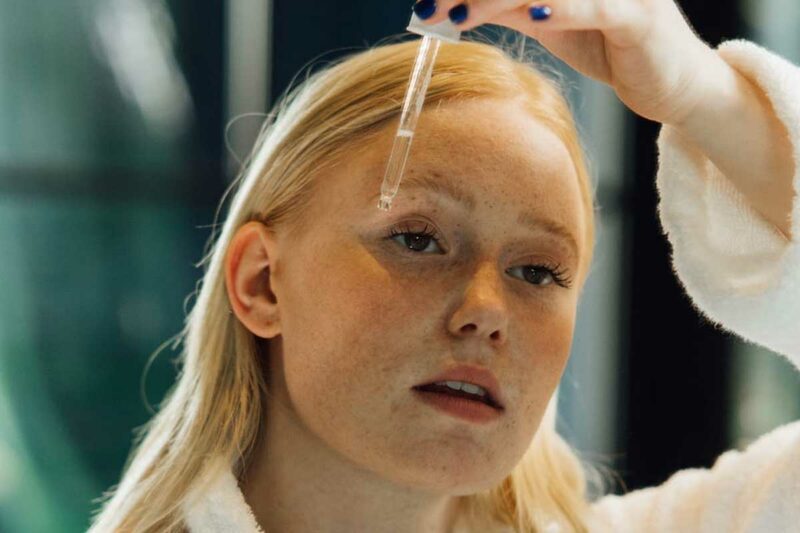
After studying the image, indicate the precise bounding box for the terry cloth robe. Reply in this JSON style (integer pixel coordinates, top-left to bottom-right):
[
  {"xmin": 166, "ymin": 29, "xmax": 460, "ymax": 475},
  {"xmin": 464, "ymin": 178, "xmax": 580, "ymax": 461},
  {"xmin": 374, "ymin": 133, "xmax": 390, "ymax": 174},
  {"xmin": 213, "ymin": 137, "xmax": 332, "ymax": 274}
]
[{"xmin": 181, "ymin": 38, "xmax": 800, "ymax": 533}]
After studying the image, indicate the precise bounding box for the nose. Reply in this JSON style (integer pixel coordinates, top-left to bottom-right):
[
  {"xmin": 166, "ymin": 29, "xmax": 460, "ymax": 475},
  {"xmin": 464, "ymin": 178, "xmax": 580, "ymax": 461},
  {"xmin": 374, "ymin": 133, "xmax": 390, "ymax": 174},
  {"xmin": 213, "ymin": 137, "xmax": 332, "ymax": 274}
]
[{"xmin": 447, "ymin": 262, "xmax": 509, "ymax": 344}]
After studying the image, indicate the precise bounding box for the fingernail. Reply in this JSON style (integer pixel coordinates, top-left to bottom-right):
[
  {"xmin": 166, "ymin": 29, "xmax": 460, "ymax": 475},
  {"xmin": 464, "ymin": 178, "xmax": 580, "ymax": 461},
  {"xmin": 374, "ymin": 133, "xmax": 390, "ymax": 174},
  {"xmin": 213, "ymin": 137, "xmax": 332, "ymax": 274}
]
[
  {"xmin": 412, "ymin": 0, "xmax": 437, "ymax": 20},
  {"xmin": 448, "ymin": 3, "xmax": 469, "ymax": 25},
  {"xmin": 529, "ymin": 5, "xmax": 552, "ymax": 20}
]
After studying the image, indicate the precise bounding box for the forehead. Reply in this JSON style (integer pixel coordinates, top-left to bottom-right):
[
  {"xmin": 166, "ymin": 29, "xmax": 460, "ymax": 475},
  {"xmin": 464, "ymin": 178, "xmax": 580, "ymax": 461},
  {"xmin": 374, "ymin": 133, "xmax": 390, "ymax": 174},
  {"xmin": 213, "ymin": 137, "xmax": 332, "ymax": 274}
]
[
  {"xmin": 374, "ymin": 170, "xmax": 581, "ymax": 258},
  {"xmin": 319, "ymin": 97, "xmax": 584, "ymax": 250}
]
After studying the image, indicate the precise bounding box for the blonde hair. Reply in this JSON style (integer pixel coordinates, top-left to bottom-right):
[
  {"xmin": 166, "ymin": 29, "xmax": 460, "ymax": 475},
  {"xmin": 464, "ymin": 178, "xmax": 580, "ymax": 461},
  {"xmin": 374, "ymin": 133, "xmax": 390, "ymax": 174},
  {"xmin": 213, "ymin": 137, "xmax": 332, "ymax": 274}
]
[{"xmin": 89, "ymin": 36, "xmax": 610, "ymax": 532}]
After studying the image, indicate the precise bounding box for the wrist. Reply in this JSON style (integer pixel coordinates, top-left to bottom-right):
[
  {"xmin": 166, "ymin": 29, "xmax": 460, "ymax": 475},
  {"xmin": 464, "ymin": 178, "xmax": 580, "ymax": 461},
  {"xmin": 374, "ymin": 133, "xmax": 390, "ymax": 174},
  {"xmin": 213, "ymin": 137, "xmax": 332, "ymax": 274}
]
[
  {"xmin": 666, "ymin": 47, "xmax": 740, "ymax": 133},
  {"xmin": 665, "ymin": 44, "xmax": 796, "ymax": 240}
]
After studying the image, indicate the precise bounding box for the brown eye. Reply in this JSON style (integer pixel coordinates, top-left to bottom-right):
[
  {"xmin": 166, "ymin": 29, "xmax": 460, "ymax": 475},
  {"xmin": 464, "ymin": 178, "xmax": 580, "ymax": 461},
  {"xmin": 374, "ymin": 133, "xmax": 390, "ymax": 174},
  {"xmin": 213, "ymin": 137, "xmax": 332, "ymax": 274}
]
[
  {"xmin": 506, "ymin": 264, "xmax": 572, "ymax": 288},
  {"xmin": 522, "ymin": 266, "xmax": 553, "ymax": 286},
  {"xmin": 401, "ymin": 233, "xmax": 436, "ymax": 252},
  {"xmin": 387, "ymin": 223, "xmax": 443, "ymax": 254},
  {"xmin": 385, "ymin": 223, "xmax": 573, "ymax": 289}
]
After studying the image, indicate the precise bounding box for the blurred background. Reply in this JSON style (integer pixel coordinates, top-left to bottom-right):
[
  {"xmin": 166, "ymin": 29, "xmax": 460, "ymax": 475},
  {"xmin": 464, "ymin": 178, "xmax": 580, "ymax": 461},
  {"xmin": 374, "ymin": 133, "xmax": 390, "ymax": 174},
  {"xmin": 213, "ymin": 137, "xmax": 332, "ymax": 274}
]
[{"xmin": 1, "ymin": 0, "xmax": 799, "ymax": 531}]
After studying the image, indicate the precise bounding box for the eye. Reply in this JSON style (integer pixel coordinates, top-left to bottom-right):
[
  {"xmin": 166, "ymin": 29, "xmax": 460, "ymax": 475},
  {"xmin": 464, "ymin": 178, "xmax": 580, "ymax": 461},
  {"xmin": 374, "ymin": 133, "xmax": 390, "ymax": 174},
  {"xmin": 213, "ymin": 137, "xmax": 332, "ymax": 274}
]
[
  {"xmin": 385, "ymin": 223, "xmax": 574, "ymax": 289},
  {"xmin": 388, "ymin": 223, "xmax": 443, "ymax": 254},
  {"xmin": 505, "ymin": 264, "xmax": 572, "ymax": 288}
]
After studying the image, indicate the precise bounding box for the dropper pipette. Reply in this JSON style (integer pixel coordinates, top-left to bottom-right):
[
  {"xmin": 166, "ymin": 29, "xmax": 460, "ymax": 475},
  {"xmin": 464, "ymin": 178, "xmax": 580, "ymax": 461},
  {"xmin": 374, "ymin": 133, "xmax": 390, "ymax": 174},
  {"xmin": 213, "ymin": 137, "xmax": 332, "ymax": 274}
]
[{"xmin": 377, "ymin": 13, "xmax": 462, "ymax": 211}]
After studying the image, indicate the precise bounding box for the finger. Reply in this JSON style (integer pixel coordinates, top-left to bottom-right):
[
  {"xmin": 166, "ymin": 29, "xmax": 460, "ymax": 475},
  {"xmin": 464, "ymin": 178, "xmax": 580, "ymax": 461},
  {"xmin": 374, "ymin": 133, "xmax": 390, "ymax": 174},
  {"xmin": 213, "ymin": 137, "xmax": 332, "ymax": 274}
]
[
  {"xmin": 493, "ymin": 12, "xmax": 615, "ymax": 83},
  {"xmin": 491, "ymin": 0, "xmax": 649, "ymax": 47},
  {"xmin": 411, "ymin": 0, "xmax": 462, "ymax": 26},
  {"xmin": 504, "ymin": 0, "xmax": 646, "ymax": 33},
  {"xmin": 442, "ymin": 0, "xmax": 529, "ymax": 31}
]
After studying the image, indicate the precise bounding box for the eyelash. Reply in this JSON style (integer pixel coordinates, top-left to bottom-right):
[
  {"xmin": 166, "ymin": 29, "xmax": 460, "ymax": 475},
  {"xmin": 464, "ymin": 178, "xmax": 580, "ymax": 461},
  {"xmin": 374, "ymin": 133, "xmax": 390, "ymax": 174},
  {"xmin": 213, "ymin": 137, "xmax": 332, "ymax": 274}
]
[{"xmin": 386, "ymin": 223, "xmax": 574, "ymax": 289}]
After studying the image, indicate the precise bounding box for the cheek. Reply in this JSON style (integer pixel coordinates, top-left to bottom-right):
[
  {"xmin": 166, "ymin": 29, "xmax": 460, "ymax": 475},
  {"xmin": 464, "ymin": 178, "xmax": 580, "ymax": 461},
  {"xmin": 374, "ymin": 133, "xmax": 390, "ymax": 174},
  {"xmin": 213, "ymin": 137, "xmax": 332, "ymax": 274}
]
[
  {"xmin": 526, "ymin": 300, "xmax": 576, "ymax": 367},
  {"xmin": 278, "ymin": 241, "xmax": 413, "ymax": 415},
  {"xmin": 275, "ymin": 242, "xmax": 439, "ymax": 477},
  {"xmin": 515, "ymin": 298, "xmax": 577, "ymax": 408}
]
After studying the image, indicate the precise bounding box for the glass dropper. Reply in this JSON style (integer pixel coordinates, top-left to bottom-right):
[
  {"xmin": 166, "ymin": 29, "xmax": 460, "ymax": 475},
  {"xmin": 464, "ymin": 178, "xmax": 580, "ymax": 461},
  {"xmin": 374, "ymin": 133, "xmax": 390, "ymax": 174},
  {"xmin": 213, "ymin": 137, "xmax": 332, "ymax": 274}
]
[{"xmin": 377, "ymin": 13, "xmax": 462, "ymax": 211}]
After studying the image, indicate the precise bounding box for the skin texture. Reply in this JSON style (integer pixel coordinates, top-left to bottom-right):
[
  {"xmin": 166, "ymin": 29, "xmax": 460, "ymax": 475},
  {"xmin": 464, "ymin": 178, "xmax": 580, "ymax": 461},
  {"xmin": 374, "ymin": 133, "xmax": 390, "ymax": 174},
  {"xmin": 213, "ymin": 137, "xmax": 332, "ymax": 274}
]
[{"xmin": 225, "ymin": 97, "xmax": 587, "ymax": 533}]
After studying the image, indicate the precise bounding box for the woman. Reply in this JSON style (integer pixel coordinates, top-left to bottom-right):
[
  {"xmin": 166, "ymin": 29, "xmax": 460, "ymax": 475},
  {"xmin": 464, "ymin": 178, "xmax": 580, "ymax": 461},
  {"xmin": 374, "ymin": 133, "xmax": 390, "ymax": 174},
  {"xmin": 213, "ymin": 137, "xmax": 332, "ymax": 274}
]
[{"xmin": 88, "ymin": 1, "xmax": 799, "ymax": 531}]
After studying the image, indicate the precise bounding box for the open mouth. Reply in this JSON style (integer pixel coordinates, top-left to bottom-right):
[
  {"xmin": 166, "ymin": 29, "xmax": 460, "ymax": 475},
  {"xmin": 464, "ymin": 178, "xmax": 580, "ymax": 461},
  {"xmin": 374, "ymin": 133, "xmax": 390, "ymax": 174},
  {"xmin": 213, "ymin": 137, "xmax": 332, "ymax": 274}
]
[
  {"xmin": 413, "ymin": 383, "xmax": 502, "ymax": 410},
  {"xmin": 411, "ymin": 385, "xmax": 504, "ymax": 424}
]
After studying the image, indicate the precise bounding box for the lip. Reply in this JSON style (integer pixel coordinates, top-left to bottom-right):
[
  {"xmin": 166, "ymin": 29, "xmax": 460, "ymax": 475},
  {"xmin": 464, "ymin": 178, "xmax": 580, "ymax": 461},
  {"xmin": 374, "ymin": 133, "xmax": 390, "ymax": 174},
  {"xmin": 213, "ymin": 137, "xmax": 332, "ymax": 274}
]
[
  {"xmin": 413, "ymin": 364, "xmax": 505, "ymax": 410},
  {"xmin": 412, "ymin": 388, "xmax": 503, "ymax": 424}
]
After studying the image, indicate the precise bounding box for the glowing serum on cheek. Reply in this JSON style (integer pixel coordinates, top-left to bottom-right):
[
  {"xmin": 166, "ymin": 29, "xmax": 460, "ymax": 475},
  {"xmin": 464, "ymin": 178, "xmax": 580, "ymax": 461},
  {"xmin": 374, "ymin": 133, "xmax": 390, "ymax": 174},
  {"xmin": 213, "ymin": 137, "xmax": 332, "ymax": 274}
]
[{"xmin": 377, "ymin": 13, "xmax": 461, "ymax": 211}]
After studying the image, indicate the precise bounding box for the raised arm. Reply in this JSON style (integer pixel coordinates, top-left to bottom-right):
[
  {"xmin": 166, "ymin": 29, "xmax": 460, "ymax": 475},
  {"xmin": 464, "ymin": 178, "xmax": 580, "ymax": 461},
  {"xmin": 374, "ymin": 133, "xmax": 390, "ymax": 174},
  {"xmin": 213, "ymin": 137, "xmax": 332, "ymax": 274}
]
[
  {"xmin": 655, "ymin": 40, "xmax": 800, "ymax": 365},
  {"xmin": 587, "ymin": 39, "xmax": 800, "ymax": 531},
  {"xmin": 665, "ymin": 40, "xmax": 796, "ymax": 241}
]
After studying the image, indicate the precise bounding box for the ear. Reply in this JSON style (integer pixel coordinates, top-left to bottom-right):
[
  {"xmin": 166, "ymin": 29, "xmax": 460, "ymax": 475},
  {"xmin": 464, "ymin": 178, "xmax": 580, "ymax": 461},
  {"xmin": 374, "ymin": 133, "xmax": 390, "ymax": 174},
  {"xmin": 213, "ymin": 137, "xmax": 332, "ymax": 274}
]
[{"xmin": 224, "ymin": 221, "xmax": 281, "ymax": 339}]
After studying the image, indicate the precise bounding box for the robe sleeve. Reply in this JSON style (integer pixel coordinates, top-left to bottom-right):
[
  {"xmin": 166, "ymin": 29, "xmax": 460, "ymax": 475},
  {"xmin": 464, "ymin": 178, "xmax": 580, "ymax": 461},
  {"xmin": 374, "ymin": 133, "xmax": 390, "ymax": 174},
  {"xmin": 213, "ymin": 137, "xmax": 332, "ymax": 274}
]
[{"xmin": 589, "ymin": 39, "xmax": 800, "ymax": 533}]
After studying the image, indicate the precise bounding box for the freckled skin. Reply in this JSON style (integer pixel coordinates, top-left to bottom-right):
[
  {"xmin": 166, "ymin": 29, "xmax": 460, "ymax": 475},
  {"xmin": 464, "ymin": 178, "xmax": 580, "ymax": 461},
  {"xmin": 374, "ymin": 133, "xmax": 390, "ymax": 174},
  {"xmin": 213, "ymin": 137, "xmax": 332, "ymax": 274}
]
[{"xmin": 227, "ymin": 97, "xmax": 587, "ymax": 530}]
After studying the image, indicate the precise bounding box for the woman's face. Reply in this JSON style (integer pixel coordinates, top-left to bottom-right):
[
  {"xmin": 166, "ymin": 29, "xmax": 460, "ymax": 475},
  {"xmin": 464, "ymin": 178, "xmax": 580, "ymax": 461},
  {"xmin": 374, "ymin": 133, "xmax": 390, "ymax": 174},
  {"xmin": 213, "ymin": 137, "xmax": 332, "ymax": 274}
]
[{"xmin": 230, "ymin": 97, "xmax": 586, "ymax": 494}]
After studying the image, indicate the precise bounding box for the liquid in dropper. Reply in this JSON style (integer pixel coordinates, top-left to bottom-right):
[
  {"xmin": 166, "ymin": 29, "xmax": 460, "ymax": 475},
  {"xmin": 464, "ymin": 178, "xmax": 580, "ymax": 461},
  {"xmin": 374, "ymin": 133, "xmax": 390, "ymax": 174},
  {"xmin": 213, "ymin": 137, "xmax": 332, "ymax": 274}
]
[
  {"xmin": 378, "ymin": 129, "xmax": 415, "ymax": 210},
  {"xmin": 377, "ymin": 35, "xmax": 440, "ymax": 211}
]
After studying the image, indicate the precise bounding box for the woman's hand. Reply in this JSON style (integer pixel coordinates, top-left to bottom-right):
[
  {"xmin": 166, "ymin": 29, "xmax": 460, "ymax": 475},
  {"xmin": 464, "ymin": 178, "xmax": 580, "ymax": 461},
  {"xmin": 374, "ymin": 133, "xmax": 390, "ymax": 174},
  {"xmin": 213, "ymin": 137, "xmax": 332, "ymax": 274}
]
[{"xmin": 414, "ymin": 0, "xmax": 719, "ymax": 126}]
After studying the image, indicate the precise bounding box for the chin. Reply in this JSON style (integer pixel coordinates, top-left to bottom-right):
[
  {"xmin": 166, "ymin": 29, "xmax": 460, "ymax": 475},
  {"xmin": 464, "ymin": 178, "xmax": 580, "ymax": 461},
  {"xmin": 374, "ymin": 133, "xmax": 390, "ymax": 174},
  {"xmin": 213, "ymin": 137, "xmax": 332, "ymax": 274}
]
[{"xmin": 376, "ymin": 452, "xmax": 511, "ymax": 494}]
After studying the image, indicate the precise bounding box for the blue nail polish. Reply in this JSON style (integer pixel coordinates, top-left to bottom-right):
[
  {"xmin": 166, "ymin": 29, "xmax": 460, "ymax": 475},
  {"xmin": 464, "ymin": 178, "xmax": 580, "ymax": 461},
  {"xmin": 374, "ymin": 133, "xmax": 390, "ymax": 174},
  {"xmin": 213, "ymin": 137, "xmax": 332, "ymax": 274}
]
[
  {"xmin": 412, "ymin": 0, "xmax": 436, "ymax": 20},
  {"xmin": 529, "ymin": 5, "xmax": 552, "ymax": 20},
  {"xmin": 448, "ymin": 3, "xmax": 468, "ymax": 24}
]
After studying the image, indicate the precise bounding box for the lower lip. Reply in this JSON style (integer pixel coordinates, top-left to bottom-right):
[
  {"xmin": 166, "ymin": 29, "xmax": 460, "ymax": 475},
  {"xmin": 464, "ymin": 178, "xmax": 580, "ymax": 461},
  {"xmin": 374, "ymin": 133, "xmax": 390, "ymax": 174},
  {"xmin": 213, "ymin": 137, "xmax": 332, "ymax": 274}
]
[{"xmin": 412, "ymin": 389, "xmax": 504, "ymax": 424}]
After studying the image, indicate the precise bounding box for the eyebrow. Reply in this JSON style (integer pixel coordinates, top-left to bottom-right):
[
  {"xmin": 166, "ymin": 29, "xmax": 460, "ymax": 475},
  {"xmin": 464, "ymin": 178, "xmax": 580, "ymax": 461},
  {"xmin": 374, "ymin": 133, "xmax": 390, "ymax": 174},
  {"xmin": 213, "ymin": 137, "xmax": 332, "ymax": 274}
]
[{"xmin": 376, "ymin": 172, "xmax": 580, "ymax": 258}]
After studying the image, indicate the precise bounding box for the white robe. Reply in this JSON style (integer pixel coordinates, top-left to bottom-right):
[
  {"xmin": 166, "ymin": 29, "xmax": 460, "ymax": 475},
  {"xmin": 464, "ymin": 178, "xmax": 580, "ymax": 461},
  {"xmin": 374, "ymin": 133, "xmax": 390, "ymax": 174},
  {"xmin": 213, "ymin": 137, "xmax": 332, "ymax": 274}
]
[{"xmin": 183, "ymin": 38, "xmax": 800, "ymax": 533}]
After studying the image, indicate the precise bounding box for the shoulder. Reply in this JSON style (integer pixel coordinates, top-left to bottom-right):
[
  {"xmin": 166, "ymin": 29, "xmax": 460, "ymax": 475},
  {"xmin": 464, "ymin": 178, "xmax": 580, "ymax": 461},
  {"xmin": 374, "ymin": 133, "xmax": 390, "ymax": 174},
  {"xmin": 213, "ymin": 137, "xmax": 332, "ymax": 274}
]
[{"xmin": 589, "ymin": 420, "xmax": 800, "ymax": 532}]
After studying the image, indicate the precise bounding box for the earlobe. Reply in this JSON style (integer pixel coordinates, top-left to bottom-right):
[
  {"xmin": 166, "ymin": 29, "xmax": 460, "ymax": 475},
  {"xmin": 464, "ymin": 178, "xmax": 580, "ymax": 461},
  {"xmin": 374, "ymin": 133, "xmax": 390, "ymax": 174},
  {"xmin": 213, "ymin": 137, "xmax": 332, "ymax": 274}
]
[{"xmin": 224, "ymin": 221, "xmax": 282, "ymax": 339}]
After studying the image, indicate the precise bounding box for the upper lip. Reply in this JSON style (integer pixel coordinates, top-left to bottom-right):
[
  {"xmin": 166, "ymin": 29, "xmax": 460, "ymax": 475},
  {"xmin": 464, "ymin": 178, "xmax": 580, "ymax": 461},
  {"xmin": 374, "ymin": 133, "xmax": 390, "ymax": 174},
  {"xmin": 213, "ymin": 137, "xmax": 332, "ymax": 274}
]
[{"xmin": 413, "ymin": 364, "xmax": 505, "ymax": 410}]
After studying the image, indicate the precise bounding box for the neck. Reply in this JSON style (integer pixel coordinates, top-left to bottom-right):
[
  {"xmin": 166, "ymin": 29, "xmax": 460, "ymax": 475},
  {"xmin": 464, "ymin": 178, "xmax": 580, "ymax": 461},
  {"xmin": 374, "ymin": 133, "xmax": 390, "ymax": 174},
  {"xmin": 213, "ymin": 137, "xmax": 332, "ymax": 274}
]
[{"xmin": 240, "ymin": 397, "xmax": 464, "ymax": 533}]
